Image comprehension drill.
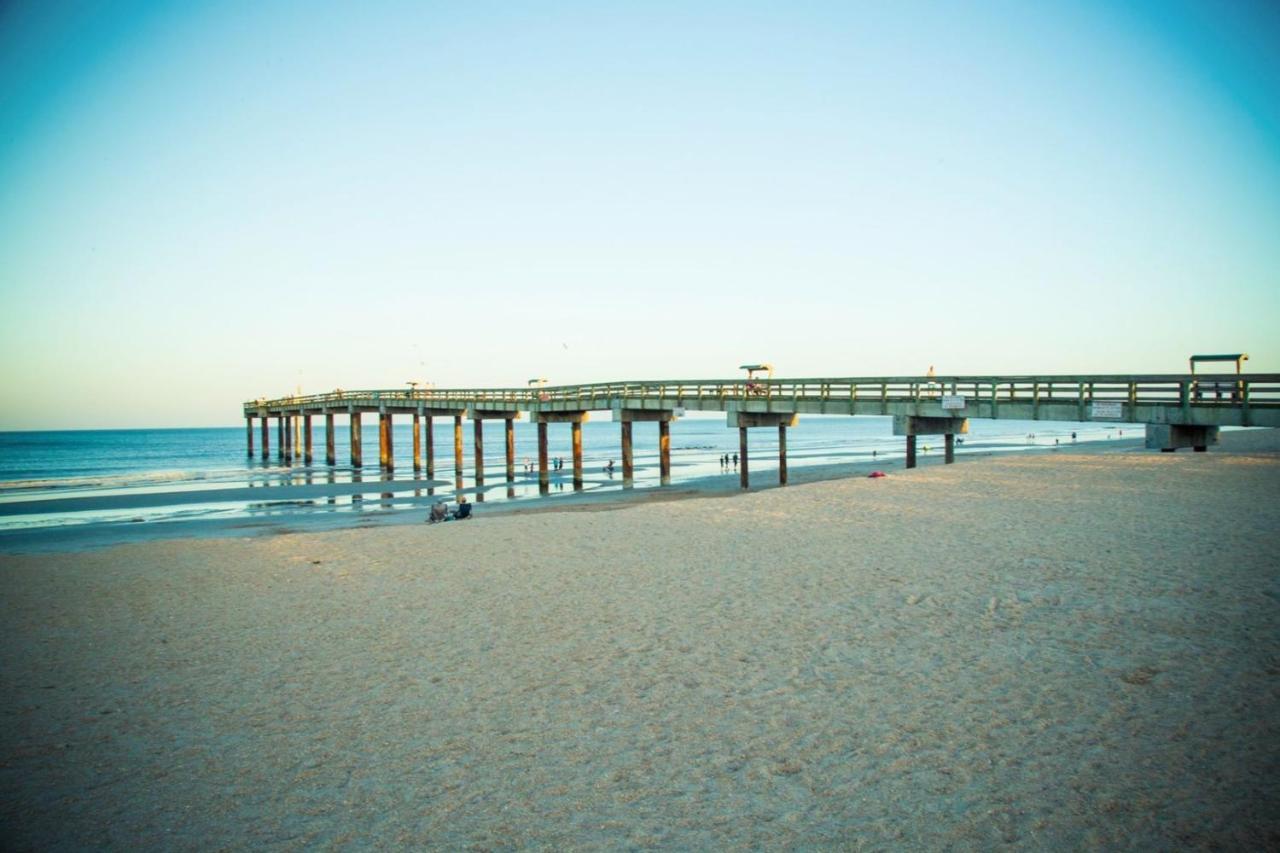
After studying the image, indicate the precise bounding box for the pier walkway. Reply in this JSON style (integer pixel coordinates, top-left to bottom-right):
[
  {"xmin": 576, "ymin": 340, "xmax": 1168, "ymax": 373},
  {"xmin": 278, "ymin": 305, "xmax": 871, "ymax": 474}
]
[{"xmin": 244, "ymin": 373, "xmax": 1280, "ymax": 490}]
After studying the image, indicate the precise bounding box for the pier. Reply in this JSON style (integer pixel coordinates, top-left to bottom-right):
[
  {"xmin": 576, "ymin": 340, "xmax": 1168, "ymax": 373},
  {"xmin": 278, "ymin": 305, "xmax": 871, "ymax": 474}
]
[{"xmin": 244, "ymin": 373, "xmax": 1279, "ymax": 490}]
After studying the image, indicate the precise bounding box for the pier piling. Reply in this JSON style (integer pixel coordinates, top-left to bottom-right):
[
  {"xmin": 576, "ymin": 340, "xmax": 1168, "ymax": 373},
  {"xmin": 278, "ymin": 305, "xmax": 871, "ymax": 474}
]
[
  {"xmin": 474, "ymin": 419, "xmax": 485, "ymax": 498},
  {"xmin": 505, "ymin": 418, "xmax": 515, "ymax": 482},
  {"xmin": 304, "ymin": 415, "xmax": 313, "ymax": 464},
  {"xmin": 621, "ymin": 422, "xmax": 634, "ymax": 486},
  {"xmin": 739, "ymin": 427, "xmax": 749, "ymax": 489},
  {"xmin": 453, "ymin": 416, "xmax": 463, "ymax": 488},
  {"xmin": 350, "ymin": 413, "xmax": 363, "ymax": 468},
  {"xmin": 261, "ymin": 416, "xmax": 269, "ymax": 460},
  {"xmin": 284, "ymin": 416, "xmax": 293, "ymax": 463},
  {"xmin": 246, "ymin": 417, "xmax": 254, "ymax": 457},
  {"xmin": 413, "ymin": 413, "xmax": 422, "ymax": 471},
  {"xmin": 572, "ymin": 421, "xmax": 583, "ymax": 490},
  {"xmin": 659, "ymin": 420, "xmax": 671, "ymax": 486},
  {"xmin": 277, "ymin": 417, "xmax": 285, "ymax": 460},
  {"xmin": 906, "ymin": 435, "xmax": 917, "ymax": 468},
  {"xmin": 538, "ymin": 421, "xmax": 549, "ymax": 494},
  {"xmin": 425, "ymin": 415, "xmax": 435, "ymax": 478},
  {"xmin": 945, "ymin": 433, "xmax": 955, "ymax": 464},
  {"xmin": 779, "ymin": 423, "xmax": 788, "ymax": 485},
  {"xmin": 325, "ymin": 414, "xmax": 335, "ymax": 465}
]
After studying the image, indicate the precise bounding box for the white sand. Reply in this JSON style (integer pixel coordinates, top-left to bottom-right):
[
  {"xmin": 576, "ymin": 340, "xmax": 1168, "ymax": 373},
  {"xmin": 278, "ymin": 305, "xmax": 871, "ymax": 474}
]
[{"xmin": 2, "ymin": 431, "xmax": 1278, "ymax": 849}]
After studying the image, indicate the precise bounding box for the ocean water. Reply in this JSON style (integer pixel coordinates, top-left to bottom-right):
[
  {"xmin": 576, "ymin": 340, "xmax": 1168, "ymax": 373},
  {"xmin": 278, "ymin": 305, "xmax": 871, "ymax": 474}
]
[{"xmin": 0, "ymin": 415, "xmax": 1135, "ymax": 538}]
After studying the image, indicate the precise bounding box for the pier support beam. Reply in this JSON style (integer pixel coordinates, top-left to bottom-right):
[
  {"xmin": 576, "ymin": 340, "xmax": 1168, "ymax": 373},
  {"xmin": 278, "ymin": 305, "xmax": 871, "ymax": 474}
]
[
  {"xmin": 379, "ymin": 412, "xmax": 394, "ymax": 471},
  {"xmin": 572, "ymin": 422, "xmax": 583, "ymax": 490},
  {"xmin": 537, "ymin": 412, "xmax": 589, "ymax": 492},
  {"xmin": 246, "ymin": 417, "xmax": 254, "ymax": 457},
  {"xmin": 893, "ymin": 415, "xmax": 968, "ymax": 469},
  {"xmin": 425, "ymin": 416, "xmax": 435, "ymax": 478},
  {"xmin": 473, "ymin": 419, "xmax": 485, "ymax": 497},
  {"xmin": 1145, "ymin": 423, "xmax": 1220, "ymax": 453},
  {"xmin": 277, "ymin": 417, "xmax": 285, "ymax": 460},
  {"xmin": 284, "ymin": 416, "xmax": 293, "ymax": 462},
  {"xmin": 304, "ymin": 415, "xmax": 313, "ymax": 464},
  {"xmin": 505, "ymin": 418, "xmax": 516, "ymax": 482},
  {"xmin": 261, "ymin": 416, "xmax": 269, "ymax": 460},
  {"xmin": 730, "ymin": 410, "xmax": 798, "ymax": 489},
  {"xmin": 658, "ymin": 421, "xmax": 671, "ymax": 486},
  {"xmin": 293, "ymin": 417, "xmax": 301, "ymax": 463},
  {"xmin": 779, "ymin": 423, "xmax": 788, "ymax": 486},
  {"xmin": 413, "ymin": 413, "xmax": 422, "ymax": 472},
  {"xmin": 614, "ymin": 408, "xmax": 679, "ymax": 488},
  {"xmin": 621, "ymin": 422, "xmax": 634, "ymax": 486},
  {"xmin": 325, "ymin": 414, "xmax": 335, "ymax": 465},
  {"xmin": 537, "ymin": 422, "xmax": 549, "ymax": 494},
  {"xmin": 350, "ymin": 413, "xmax": 363, "ymax": 468},
  {"xmin": 453, "ymin": 416, "xmax": 464, "ymax": 487}
]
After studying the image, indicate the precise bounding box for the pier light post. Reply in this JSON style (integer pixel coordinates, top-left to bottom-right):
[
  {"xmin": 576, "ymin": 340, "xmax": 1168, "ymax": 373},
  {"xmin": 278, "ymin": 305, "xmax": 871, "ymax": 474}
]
[
  {"xmin": 350, "ymin": 412, "xmax": 363, "ymax": 468},
  {"xmin": 261, "ymin": 416, "xmax": 270, "ymax": 460},
  {"xmin": 413, "ymin": 412, "xmax": 422, "ymax": 472},
  {"xmin": 325, "ymin": 414, "xmax": 335, "ymax": 466},
  {"xmin": 304, "ymin": 414, "xmax": 313, "ymax": 464}
]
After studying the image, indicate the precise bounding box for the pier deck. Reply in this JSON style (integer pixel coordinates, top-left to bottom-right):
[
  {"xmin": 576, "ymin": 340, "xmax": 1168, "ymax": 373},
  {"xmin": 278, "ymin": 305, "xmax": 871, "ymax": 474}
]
[{"xmin": 244, "ymin": 374, "xmax": 1280, "ymax": 489}]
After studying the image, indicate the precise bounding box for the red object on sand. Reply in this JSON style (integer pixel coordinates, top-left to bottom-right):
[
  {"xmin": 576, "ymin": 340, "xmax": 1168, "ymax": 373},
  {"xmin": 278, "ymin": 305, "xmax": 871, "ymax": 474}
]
[{"xmin": 868, "ymin": 471, "xmax": 886, "ymax": 478}]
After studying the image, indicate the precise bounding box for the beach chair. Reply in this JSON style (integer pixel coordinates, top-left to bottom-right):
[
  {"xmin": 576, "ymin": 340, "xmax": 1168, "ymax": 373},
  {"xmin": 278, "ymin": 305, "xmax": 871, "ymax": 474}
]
[{"xmin": 427, "ymin": 503, "xmax": 448, "ymax": 524}]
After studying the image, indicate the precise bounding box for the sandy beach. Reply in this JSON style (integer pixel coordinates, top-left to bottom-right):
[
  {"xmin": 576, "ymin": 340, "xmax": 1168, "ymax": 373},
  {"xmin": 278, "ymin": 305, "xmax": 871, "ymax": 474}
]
[{"xmin": 2, "ymin": 430, "xmax": 1278, "ymax": 849}]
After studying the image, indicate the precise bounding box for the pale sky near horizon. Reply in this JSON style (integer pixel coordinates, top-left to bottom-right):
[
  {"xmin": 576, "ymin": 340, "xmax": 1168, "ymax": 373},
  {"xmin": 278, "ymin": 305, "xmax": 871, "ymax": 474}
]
[{"xmin": 2, "ymin": 0, "xmax": 1278, "ymax": 428}]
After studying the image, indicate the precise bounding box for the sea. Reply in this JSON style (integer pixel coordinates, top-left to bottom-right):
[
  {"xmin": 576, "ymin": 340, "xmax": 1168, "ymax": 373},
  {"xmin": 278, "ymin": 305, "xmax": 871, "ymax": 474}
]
[{"xmin": 0, "ymin": 415, "xmax": 1139, "ymax": 547}]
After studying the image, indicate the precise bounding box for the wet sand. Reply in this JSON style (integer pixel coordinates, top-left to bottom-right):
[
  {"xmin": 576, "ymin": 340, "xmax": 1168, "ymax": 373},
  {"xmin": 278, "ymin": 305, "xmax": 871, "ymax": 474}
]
[{"xmin": 2, "ymin": 430, "xmax": 1277, "ymax": 848}]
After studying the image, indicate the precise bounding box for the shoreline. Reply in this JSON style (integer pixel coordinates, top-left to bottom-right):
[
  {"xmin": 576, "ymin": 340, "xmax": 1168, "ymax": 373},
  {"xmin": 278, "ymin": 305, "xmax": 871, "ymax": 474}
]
[{"xmin": 0, "ymin": 433, "xmax": 1152, "ymax": 554}]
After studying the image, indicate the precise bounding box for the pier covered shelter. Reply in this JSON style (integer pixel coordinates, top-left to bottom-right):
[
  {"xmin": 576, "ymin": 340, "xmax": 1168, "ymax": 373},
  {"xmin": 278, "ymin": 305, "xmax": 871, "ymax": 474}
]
[{"xmin": 244, "ymin": 371, "xmax": 1279, "ymax": 491}]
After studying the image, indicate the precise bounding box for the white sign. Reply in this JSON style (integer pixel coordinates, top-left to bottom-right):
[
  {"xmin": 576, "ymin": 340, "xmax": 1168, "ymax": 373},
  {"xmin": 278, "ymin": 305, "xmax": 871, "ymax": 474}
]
[
  {"xmin": 673, "ymin": 406, "xmax": 686, "ymax": 417},
  {"xmin": 1091, "ymin": 401, "xmax": 1124, "ymax": 419},
  {"xmin": 941, "ymin": 395, "xmax": 967, "ymax": 410}
]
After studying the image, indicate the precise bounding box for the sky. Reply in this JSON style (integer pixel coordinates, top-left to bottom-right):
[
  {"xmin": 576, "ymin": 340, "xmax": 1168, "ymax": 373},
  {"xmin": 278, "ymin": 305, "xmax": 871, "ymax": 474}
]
[{"xmin": 1, "ymin": 0, "xmax": 1277, "ymax": 428}]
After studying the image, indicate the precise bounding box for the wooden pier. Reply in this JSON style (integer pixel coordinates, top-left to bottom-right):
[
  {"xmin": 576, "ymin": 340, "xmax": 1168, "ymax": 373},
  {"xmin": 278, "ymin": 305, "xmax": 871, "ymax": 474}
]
[{"xmin": 244, "ymin": 373, "xmax": 1280, "ymax": 490}]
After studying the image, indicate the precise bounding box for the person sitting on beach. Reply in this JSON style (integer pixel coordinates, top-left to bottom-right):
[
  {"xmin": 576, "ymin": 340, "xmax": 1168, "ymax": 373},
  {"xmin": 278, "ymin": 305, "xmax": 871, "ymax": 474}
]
[
  {"xmin": 452, "ymin": 496, "xmax": 472, "ymax": 520},
  {"xmin": 604, "ymin": 459, "xmax": 615, "ymax": 473},
  {"xmin": 428, "ymin": 500, "xmax": 449, "ymax": 523}
]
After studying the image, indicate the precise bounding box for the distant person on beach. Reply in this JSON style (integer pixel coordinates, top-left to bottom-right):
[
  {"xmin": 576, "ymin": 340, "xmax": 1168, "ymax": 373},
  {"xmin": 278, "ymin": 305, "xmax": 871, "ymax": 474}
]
[
  {"xmin": 604, "ymin": 459, "xmax": 615, "ymax": 474},
  {"xmin": 452, "ymin": 495, "xmax": 471, "ymax": 520},
  {"xmin": 427, "ymin": 500, "xmax": 448, "ymax": 523},
  {"xmin": 1071, "ymin": 431, "xmax": 1077, "ymax": 442},
  {"xmin": 732, "ymin": 453, "xmax": 739, "ymax": 467}
]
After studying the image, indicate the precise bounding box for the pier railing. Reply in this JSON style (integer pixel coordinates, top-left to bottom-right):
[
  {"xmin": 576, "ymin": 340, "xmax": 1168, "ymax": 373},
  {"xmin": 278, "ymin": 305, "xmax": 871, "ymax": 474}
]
[{"xmin": 247, "ymin": 374, "xmax": 1280, "ymax": 414}]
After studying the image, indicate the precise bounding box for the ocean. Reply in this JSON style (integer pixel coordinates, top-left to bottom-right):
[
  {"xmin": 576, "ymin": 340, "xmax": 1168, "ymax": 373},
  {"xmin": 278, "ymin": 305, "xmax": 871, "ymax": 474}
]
[{"xmin": 0, "ymin": 415, "xmax": 1134, "ymax": 542}]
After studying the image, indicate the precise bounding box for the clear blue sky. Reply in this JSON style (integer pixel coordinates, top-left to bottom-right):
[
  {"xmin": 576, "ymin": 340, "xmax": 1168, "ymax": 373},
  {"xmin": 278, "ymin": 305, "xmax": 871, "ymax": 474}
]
[{"xmin": 2, "ymin": 0, "xmax": 1277, "ymax": 428}]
